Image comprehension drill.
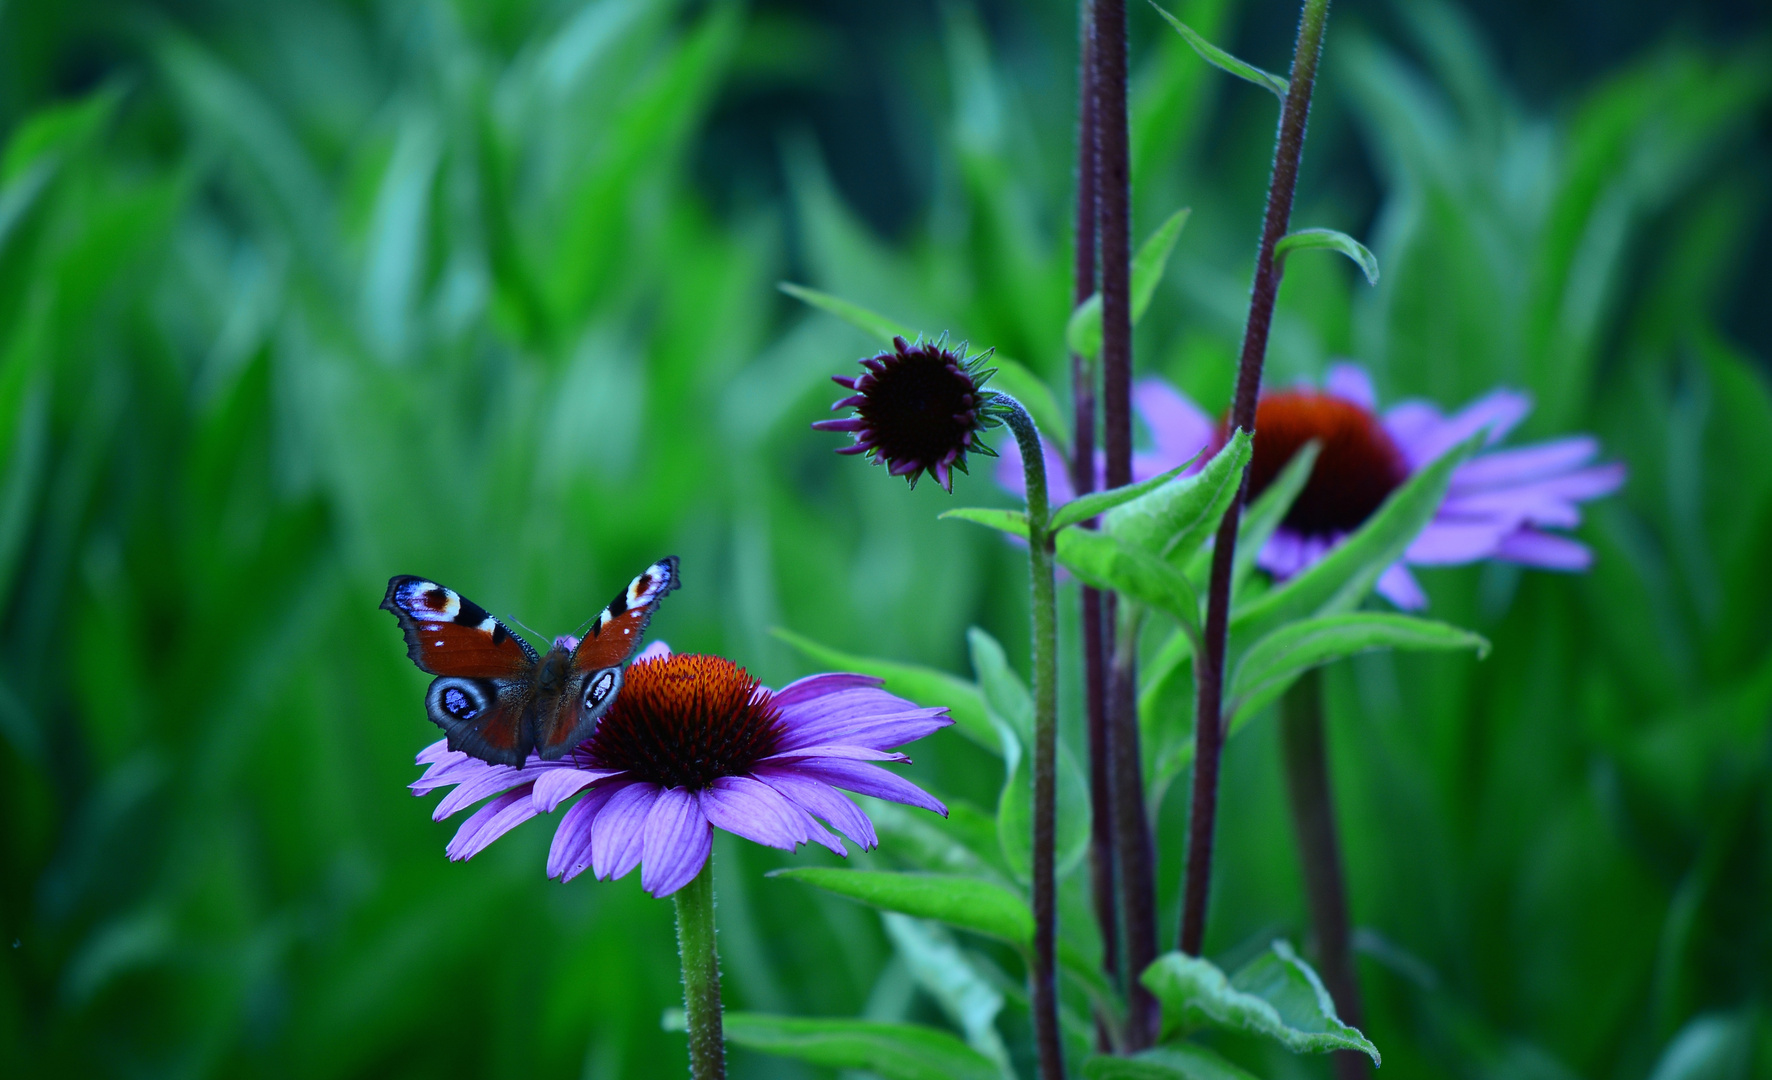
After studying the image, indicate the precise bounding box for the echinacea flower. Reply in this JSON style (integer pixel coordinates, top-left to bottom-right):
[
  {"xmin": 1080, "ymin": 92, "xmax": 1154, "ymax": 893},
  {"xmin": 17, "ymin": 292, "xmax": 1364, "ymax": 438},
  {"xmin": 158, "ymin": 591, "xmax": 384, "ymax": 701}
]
[
  {"xmin": 410, "ymin": 643, "xmax": 951, "ymax": 897},
  {"xmin": 815, "ymin": 334, "xmax": 1009, "ymax": 492},
  {"xmin": 1000, "ymin": 363, "xmax": 1624, "ymax": 609}
]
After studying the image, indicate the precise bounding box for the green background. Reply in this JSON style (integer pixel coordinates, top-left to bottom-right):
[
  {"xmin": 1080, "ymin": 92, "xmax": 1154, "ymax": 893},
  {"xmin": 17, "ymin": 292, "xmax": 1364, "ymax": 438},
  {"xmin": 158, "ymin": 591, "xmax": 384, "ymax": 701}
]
[{"xmin": 1, "ymin": 0, "xmax": 1768, "ymax": 1077}]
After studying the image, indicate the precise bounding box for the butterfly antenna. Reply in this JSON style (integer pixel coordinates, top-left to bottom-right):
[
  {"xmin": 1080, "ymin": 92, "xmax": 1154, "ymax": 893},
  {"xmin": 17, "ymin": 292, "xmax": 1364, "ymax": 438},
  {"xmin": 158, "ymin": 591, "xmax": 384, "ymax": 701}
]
[{"xmin": 505, "ymin": 613, "xmax": 549, "ymax": 646}]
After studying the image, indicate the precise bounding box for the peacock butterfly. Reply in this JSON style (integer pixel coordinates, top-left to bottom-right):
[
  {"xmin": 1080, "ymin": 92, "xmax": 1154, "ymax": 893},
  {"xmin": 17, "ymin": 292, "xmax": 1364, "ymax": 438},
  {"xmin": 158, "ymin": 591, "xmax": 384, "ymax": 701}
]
[{"xmin": 381, "ymin": 557, "xmax": 680, "ymax": 766}]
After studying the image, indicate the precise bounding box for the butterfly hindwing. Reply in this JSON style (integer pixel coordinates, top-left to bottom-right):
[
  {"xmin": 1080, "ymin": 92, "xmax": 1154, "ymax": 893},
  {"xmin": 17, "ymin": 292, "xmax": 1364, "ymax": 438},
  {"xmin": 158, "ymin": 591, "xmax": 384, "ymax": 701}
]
[
  {"xmin": 382, "ymin": 576, "xmax": 541, "ymax": 765},
  {"xmin": 533, "ymin": 557, "xmax": 680, "ymax": 758}
]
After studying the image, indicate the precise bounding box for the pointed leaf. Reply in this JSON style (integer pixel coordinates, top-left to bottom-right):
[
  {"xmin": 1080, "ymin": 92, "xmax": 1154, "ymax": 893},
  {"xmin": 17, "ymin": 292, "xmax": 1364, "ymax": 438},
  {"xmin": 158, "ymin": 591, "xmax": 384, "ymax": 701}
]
[
  {"xmin": 1066, "ymin": 207, "xmax": 1192, "ymax": 359},
  {"xmin": 998, "ymin": 736, "xmax": 1091, "ymax": 881},
  {"xmin": 1083, "ymin": 1044, "xmax": 1261, "ymax": 1080},
  {"xmin": 1104, "ymin": 431, "xmax": 1252, "ymax": 559},
  {"xmin": 1052, "ymin": 456, "xmax": 1200, "ymax": 531},
  {"xmin": 1206, "ymin": 440, "xmax": 1319, "ymax": 594},
  {"xmin": 779, "ymin": 281, "xmax": 912, "ymax": 342},
  {"xmin": 1232, "ymin": 432, "xmax": 1482, "ymax": 640},
  {"xmin": 669, "ymin": 1011, "xmax": 1001, "ymax": 1080},
  {"xmin": 1227, "ymin": 613, "xmax": 1489, "ymax": 729},
  {"xmin": 882, "ymin": 915, "xmax": 1014, "ymax": 1076},
  {"xmin": 771, "ymin": 628, "xmax": 996, "ymax": 753},
  {"xmin": 771, "ymin": 868, "xmax": 1033, "ymax": 946},
  {"xmin": 967, "ymin": 627, "xmax": 1033, "ymax": 741},
  {"xmin": 940, "ymin": 507, "xmax": 1030, "ymax": 540},
  {"xmin": 1274, "ymin": 228, "xmax": 1380, "ymax": 285},
  {"xmin": 1149, "ymin": 3, "xmax": 1289, "ymax": 98},
  {"xmin": 1143, "ymin": 942, "xmax": 1381, "ymax": 1064},
  {"xmin": 1058, "ymin": 529, "xmax": 1202, "ymax": 635}
]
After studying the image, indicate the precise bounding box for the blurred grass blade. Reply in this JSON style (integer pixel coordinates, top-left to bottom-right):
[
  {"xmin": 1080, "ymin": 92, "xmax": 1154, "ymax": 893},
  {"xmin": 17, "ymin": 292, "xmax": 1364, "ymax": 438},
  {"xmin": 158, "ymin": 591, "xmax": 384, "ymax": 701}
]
[
  {"xmin": 663, "ymin": 1011, "xmax": 1002, "ymax": 1080},
  {"xmin": 1148, "ymin": 2, "xmax": 1290, "ymax": 98},
  {"xmin": 1066, "ymin": 207, "xmax": 1192, "ymax": 359},
  {"xmin": 1274, "ymin": 228, "xmax": 1380, "ymax": 284},
  {"xmin": 779, "ymin": 281, "xmax": 914, "ymax": 342}
]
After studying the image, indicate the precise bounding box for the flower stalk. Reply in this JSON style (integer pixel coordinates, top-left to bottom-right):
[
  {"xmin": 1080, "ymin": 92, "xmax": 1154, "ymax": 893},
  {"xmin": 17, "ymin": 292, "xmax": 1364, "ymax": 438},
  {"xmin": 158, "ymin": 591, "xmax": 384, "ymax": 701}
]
[
  {"xmin": 1070, "ymin": 0, "xmax": 1121, "ymax": 1017},
  {"xmin": 675, "ymin": 857, "xmax": 725, "ymax": 1080},
  {"xmin": 998, "ymin": 394, "xmax": 1065, "ymax": 1080},
  {"xmin": 1279, "ymin": 668, "xmax": 1367, "ymax": 1080},
  {"xmin": 1182, "ymin": 0, "xmax": 1333, "ymax": 958}
]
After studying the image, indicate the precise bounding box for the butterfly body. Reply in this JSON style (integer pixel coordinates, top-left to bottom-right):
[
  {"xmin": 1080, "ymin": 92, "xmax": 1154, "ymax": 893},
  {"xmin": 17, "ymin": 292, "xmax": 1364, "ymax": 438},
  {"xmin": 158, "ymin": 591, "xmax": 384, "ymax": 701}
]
[{"xmin": 382, "ymin": 557, "xmax": 679, "ymax": 766}]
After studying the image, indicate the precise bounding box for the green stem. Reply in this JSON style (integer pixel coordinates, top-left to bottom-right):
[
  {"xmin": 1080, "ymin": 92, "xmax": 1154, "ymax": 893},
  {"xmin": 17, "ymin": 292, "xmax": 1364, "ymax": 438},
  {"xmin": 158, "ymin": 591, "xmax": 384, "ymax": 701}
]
[
  {"xmin": 674, "ymin": 857, "xmax": 725, "ymax": 1080},
  {"xmin": 1181, "ymin": 0, "xmax": 1332, "ymax": 960},
  {"xmin": 999, "ymin": 395, "xmax": 1065, "ymax": 1080},
  {"xmin": 1279, "ymin": 668, "xmax": 1368, "ymax": 1080}
]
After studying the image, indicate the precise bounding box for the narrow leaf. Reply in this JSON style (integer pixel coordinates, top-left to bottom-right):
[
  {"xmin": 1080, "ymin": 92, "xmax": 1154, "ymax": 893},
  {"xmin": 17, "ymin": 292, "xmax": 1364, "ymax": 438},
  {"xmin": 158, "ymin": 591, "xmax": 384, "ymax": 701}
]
[
  {"xmin": 1083, "ymin": 1044, "xmax": 1261, "ymax": 1080},
  {"xmin": 771, "ymin": 628, "xmax": 996, "ymax": 753},
  {"xmin": 1143, "ymin": 942, "xmax": 1381, "ymax": 1064},
  {"xmin": 1065, "ymin": 206, "xmax": 1192, "ymax": 359},
  {"xmin": 998, "ymin": 736, "xmax": 1092, "ymax": 881},
  {"xmin": 1104, "ymin": 431, "xmax": 1252, "ymax": 559},
  {"xmin": 1058, "ymin": 529, "xmax": 1202, "ymax": 636},
  {"xmin": 967, "ymin": 627, "xmax": 1033, "ymax": 741},
  {"xmin": 1149, "ymin": 3, "xmax": 1289, "ymax": 98},
  {"xmin": 778, "ymin": 281, "xmax": 912, "ymax": 342},
  {"xmin": 670, "ymin": 1012, "xmax": 1001, "ymax": 1080},
  {"xmin": 1274, "ymin": 228, "xmax": 1380, "ymax": 285},
  {"xmin": 1051, "ymin": 456, "xmax": 1200, "ymax": 531},
  {"xmin": 1232, "ymin": 432, "xmax": 1483, "ymax": 641},
  {"xmin": 771, "ymin": 868, "xmax": 1033, "ymax": 947},
  {"xmin": 1228, "ymin": 613, "xmax": 1489, "ymax": 729},
  {"xmin": 940, "ymin": 507, "xmax": 1029, "ymax": 539},
  {"xmin": 882, "ymin": 915, "xmax": 1014, "ymax": 1076},
  {"xmin": 1206, "ymin": 441, "xmax": 1319, "ymax": 595}
]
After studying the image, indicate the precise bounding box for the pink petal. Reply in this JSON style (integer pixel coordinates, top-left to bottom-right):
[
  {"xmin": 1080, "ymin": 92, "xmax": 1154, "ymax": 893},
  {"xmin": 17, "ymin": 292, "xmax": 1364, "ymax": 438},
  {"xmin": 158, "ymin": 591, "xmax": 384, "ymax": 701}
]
[
  {"xmin": 1492, "ymin": 529, "xmax": 1593, "ymax": 571},
  {"xmin": 1449, "ymin": 437, "xmax": 1599, "ymax": 491},
  {"xmin": 590, "ymin": 782, "xmax": 658, "ymax": 881},
  {"xmin": 759, "ymin": 745, "xmax": 912, "ymax": 764},
  {"xmin": 532, "ymin": 766, "xmax": 626, "ymax": 813},
  {"xmin": 698, "ymin": 776, "xmax": 810, "ymax": 851},
  {"xmin": 548, "ymin": 781, "xmax": 624, "ymax": 880},
  {"xmin": 760, "ymin": 770, "xmax": 879, "ymax": 850},
  {"xmin": 762, "ymin": 760, "xmax": 947, "ymax": 817},
  {"xmin": 770, "ymin": 672, "xmax": 883, "ymax": 709},
  {"xmin": 1404, "ymin": 521, "xmax": 1508, "ymax": 565},
  {"xmin": 446, "ymin": 786, "xmax": 538, "ymax": 861}
]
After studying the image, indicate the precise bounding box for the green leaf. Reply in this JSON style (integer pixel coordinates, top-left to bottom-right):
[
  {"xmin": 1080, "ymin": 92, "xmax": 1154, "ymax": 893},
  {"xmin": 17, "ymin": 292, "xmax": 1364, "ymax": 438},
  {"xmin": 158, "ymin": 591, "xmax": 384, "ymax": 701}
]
[
  {"xmin": 997, "ymin": 735, "xmax": 1092, "ymax": 882},
  {"xmin": 1057, "ymin": 529, "xmax": 1202, "ymax": 636},
  {"xmin": 1227, "ymin": 613, "xmax": 1489, "ymax": 730},
  {"xmin": 1083, "ymin": 1044, "xmax": 1261, "ymax": 1080},
  {"xmin": 1232, "ymin": 432, "xmax": 1483, "ymax": 641},
  {"xmin": 778, "ymin": 281, "xmax": 913, "ymax": 342},
  {"xmin": 1051, "ymin": 457, "xmax": 1200, "ymax": 532},
  {"xmin": 989, "ymin": 357, "xmax": 1071, "ymax": 454},
  {"xmin": 1274, "ymin": 228, "xmax": 1380, "ymax": 285},
  {"xmin": 940, "ymin": 506, "xmax": 1029, "ymax": 540},
  {"xmin": 667, "ymin": 1011, "xmax": 1001, "ymax": 1080},
  {"xmin": 1143, "ymin": 942, "xmax": 1381, "ymax": 1064},
  {"xmin": 882, "ymin": 915, "xmax": 1015, "ymax": 1076},
  {"xmin": 1208, "ymin": 441, "xmax": 1319, "ymax": 597},
  {"xmin": 967, "ymin": 627, "xmax": 1034, "ymax": 740},
  {"xmin": 771, "ymin": 868, "xmax": 1033, "ymax": 947},
  {"xmin": 1065, "ymin": 207, "xmax": 1192, "ymax": 359},
  {"xmin": 1104, "ymin": 431, "xmax": 1252, "ymax": 559},
  {"xmin": 1148, "ymin": 2, "xmax": 1289, "ymax": 98},
  {"xmin": 771, "ymin": 628, "xmax": 997, "ymax": 754}
]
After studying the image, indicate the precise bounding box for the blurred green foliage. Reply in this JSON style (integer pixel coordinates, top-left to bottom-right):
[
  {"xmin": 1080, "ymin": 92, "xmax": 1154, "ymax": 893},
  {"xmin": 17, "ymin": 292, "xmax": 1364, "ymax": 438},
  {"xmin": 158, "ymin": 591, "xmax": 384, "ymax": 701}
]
[{"xmin": 0, "ymin": 0, "xmax": 1768, "ymax": 1077}]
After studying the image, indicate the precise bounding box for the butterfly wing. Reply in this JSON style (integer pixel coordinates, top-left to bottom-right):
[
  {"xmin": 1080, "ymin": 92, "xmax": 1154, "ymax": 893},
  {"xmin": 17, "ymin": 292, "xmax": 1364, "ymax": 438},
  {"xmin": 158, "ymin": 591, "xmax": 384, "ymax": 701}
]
[
  {"xmin": 382, "ymin": 576, "xmax": 542, "ymax": 765},
  {"xmin": 533, "ymin": 557, "xmax": 681, "ymax": 759}
]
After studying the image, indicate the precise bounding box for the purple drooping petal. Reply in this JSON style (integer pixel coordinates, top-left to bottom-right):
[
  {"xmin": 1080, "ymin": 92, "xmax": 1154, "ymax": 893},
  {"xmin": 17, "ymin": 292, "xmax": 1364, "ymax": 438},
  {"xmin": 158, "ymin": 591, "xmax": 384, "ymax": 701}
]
[
  {"xmin": 698, "ymin": 776, "xmax": 811, "ymax": 851},
  {"xmin": 786, "ymin": 801, "xmax": 848, "ymax": 856},
  {"xmin": 775, "ymin": 686, "xmax": 930, "ymax": 736},
  {"xmin": 1492, "ymin": 529, "xmax": 1593, "ymax": 571},
  {"xmin": 1375, "ymin": 563, "xmax": 1428, "ymax": 610},
  {"xmin": 432, "ymin": 764, "xmax": 530, "ymax": 821},
  {"xmin": 1396, "ymin": 389, "xmax": 1532, "ymax": 467},
  {"xmin": 547, "ymin": 781, "xmax": 622, "ymax": 880},
  {"xmin": 532, "ymin": 764, "xmax": 626, "ymax": 813},
  {"xmin": 1324, "ymin": 363, "xmax": 1378, "ymax": 410},
  {"xmin": 1449, "ymin": 437, "xmax": 1599, "ymax": 491},
  {"xmin": 772, "ymin": 672, "xmax": 883, "ymax": 708},
  {"xmin": 1135, "ymin": 379, "xmax": 1214, "ymax": 469},
  {"xmin": 760, "ymin": 744, "xmax": 912, "ymax": 764},
  {"xmin": 640, "ymin": 787, "xmax": 713, "ymax": 897},
  {"xmin": 446, "ymin": 786, "xmax": 539, "ymax": 861},
  {"xmin": 766, "ymin": 759, "xmax": 948, "ymax": 817},
  {"xmin": 416, "ymin": 739, "xmax": 462, "ymax": 767},
  {"xmin": 1405, "ymin": 520, "xmax": 1510, "ymax": 565},
  {"xmin": 761, "ymin": 769, "xmax": 880, "ymax": 850},
  {"xmin": 772, "ymin": 711, "xmax": 953, "ymax": 753},
  {"xmin": 591, "ymin": 781, "xmax": 658, "ymax": 881}
]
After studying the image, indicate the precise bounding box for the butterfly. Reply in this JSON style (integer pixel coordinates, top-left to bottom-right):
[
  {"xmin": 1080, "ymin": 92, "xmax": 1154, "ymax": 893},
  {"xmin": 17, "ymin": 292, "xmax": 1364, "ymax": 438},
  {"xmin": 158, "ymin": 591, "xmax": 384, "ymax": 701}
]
[{"xmin": 381, "ymin": 557, "xmax": 680, "ymax": 766}]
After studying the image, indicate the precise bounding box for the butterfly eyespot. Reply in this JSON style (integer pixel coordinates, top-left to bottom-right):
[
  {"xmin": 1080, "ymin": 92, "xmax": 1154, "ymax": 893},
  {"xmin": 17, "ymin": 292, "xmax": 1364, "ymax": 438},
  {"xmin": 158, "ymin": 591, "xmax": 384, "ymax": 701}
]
[
  {"xmin": 583, "ymin": 670, "xmax": 618, "ymax": 711},
  {"xmin": 442, "ymin": 686, "xmax": 478, "ymax": 719}
]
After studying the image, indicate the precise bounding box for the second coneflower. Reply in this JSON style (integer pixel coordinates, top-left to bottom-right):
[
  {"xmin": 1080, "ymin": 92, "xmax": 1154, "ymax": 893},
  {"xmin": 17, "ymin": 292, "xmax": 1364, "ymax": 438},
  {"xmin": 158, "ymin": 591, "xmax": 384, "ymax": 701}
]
[{"xmin": 814, "ymin": 335, "xmax": 1009, "ymax": 492}]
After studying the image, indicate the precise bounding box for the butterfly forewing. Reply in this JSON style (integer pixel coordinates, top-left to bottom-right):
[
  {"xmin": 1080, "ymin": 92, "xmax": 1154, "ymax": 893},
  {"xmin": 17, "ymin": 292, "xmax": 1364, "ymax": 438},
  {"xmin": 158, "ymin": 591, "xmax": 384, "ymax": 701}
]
[
  {"xmin": 533, "ymin": 557, "xmax": 681, "ymax": 758},
  {"xmin": 382, "ymin": 576, "xmax": 541, "ymax": 765}
]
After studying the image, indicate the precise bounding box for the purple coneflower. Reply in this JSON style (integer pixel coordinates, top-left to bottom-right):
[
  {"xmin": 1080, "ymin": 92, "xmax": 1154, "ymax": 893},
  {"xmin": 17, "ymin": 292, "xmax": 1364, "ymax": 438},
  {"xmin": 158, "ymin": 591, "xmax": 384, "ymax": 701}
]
[
  {"xmin": 1000, "ymin": 363, "xmax": 1624, "ymax": 609},
  {"xmin": 814, "ymin": 334, "xmax": 1008, "ymax": 492},
  {"xmin": 411, "ymin": 643, "xmax": 950, "ymax": 898}
]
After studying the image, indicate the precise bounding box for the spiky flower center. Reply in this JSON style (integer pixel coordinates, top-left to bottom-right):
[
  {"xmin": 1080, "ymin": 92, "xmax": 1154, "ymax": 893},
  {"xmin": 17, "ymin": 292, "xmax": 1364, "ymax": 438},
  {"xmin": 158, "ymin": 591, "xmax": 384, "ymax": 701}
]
[
  {"xmin": 1246, "ymin": 390, "xmax": 1409, "ymax": 537},
  {"xmin": 855, "ymin": 340, "xmax": 984, "ymax": 481},
  {"xmin": 580, "ymin": 654, "xmax": 785, "ymax": 790}
]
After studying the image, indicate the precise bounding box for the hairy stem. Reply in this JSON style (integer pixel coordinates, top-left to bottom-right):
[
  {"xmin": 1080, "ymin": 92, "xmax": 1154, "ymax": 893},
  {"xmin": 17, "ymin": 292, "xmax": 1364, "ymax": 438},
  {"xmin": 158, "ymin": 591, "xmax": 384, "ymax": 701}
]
[
  {"xmin": 1002, "ymin": 397, "xmax": 1065, "ymax": 1080},
  {"xmin": 1071, "ymin": 0, "xmax": 1120, "ymax": 1026},
  {"xmin": 675, "ymin": 857, "xmax": 725, "ymax": 1080},
  {"xmin": 1110, "ymin": 604, "xmax": 1158, "ymax": 1047},
  {"xmin": 1280, "ymin": 669, "xmax": 1368, "ymax": 1080},
  {"xmin": 1181, "ymin": 0, "xmax": 1332, "ymax": 959}
]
